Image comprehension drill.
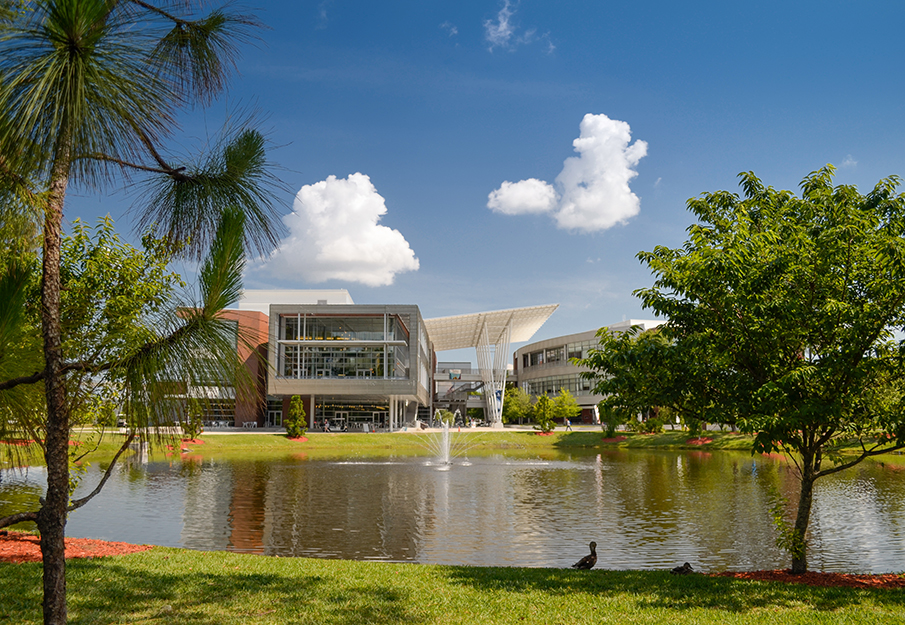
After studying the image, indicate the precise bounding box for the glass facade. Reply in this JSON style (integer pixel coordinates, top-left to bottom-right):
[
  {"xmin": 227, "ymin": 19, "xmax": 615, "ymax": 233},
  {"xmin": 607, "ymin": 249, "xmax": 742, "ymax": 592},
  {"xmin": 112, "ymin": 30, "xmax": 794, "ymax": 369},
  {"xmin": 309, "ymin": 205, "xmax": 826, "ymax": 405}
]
[
  {"xmin": 281, "ymin": 315, "xmax": 402, "ymax": 341},
  {"xmin": 315, "ymin": 398, "xmax": 390, "ymax": 430},
  {"xmin": 277, "ymin": 313, "xmax": 411, "ymax": 380},
  {"xmin": 522, "ymin": 373, "xmax": 594, "ymax": 397},
  {"xmin": 522, "ymin": 339, "xmax": 598, "ymax": 371}
]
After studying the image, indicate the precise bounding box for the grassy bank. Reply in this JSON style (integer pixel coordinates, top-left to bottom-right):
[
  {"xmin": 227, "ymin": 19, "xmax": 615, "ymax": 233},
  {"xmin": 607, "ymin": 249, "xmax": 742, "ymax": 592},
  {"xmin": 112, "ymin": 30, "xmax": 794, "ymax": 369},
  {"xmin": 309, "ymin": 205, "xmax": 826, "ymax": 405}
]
[
  {"xmin": 6, "ymin": 428, "xmax": 905, "ymax": 467},
  {"xmin": 1, "ymin": 547, "xmax": 903, "ymax": 625}
]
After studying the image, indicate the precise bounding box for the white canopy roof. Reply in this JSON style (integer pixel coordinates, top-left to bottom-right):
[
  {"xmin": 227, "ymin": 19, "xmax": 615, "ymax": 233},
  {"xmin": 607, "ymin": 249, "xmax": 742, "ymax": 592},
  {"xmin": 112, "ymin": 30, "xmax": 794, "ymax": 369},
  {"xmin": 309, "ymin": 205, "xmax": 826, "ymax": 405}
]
[{"xmin": 424, "ymin": 304, "xmax": 559, "ymax": 351}]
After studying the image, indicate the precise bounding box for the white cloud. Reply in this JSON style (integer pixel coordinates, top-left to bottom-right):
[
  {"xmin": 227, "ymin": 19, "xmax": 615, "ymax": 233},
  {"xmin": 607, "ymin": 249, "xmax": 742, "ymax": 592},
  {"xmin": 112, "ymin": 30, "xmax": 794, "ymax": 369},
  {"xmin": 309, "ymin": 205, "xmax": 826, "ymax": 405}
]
[
  {"xmin": 484, "ymin": 1, "xmax": 553, "ymax": 53},
  {"xmin": 484, "ymin": 1, "xmax": 515, "ymax": 49},
  {"xmin": 440, "ymin": 21, "xmax": 458, "ymax": 37},
  {"xmin": 252, "ymin": 173, "xmax": 419, "ymax": 287},
  {"xmin": 487, "ymin": 178, "xmax": 557, "ymax": 215},
  {"xmin": 487, "ymin": 113, "xmax": 648, "ymax": 232},
  {"xmin": 841, "ymin": 154, "xmax": 857, "ymax": 168}
]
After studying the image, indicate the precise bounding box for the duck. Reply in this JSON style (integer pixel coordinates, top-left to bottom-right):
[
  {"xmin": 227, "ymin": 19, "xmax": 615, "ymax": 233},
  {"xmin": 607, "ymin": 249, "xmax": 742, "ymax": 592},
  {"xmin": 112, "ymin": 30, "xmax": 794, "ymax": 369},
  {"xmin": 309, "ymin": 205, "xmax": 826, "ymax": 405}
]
[
  {"xmin": 571, "ymin": 541, "xmax": 597, "ymax": 570},
  {"xmin": 670, "ymin": 562, "xmax": 694, "ymax": 575}
]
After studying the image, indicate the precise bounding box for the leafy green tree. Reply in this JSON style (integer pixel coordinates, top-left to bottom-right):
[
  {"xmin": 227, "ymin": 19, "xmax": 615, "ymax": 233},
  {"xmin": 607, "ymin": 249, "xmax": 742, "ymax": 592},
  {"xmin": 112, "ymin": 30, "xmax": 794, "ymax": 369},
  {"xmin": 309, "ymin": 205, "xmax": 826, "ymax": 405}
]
[
  {"xmin": 552, "ymin": 388, "xmax": 581, "ymax": 425},
  {"xmin": 436, "ymin": 409, "xmax": 456, "ymax": 426},
  {"xmin": 285, "ymin": 396, "xmax": 308, "ymax": 439},
  {"xmin": 532, "ymin": 394, "xmax": 556, "ymax": 433},
  {"xmin": 501, "ymin": 385, "xmax": 533, "ymax": 424},
  {"xmin": 182, "ymin": 401, "xmax": 205, "ymax": 441},
  {"xmin": 579, "ymin": 327, "xmax": 714, "ymax": 428},
  {"xmin": 466, "ymin": 407, "xmax": 485, "ymax": 422},
  {"xmin": 0, "ymin": 2, "xmax": 279, "ymax": 621},
  {"xmin": 597, "ymin": 402, "xmax": 629, "ymax": 438},
  {"xmin": 584, "ymin": 166, "xmax": 905, "ymax": 573}
]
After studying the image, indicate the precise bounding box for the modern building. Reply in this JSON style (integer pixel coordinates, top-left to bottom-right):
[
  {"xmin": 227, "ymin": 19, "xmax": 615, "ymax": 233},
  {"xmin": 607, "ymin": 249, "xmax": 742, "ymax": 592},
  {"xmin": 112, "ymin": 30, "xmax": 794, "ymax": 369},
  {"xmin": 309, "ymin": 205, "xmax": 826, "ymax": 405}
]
[
  {"xmin": 222, "ymin": 290, "xmax": 558, "ymax": 431},
  {"xmin": 265, "ymin": 302, "xmax": 432, "ymax": 431},
  {"xmin": 510, "ymin": 320, "xmax": 664, "ymax": 424}
]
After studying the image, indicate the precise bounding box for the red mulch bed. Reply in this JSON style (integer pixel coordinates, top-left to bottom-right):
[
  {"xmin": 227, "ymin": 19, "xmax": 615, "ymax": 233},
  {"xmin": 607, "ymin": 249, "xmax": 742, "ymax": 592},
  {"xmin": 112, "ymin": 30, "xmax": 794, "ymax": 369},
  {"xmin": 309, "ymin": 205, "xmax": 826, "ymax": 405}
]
[
  {"xmin": 714, "ymin": 569, "xmax": 905, "ymax": 589},
  {"xmin": 288, "ymin": 436, "xmax": 308, "ymax": 442},
  {"xmin": 686, "ymin": 437, "xmax": 713, "ymax": 445},
  {"xmin": 535, "ymin": 432, "xmax": 555, "ymax": 436},
  {"xmin": 0, "ymin": 531, "xmax": 152, "ymax": 564}
]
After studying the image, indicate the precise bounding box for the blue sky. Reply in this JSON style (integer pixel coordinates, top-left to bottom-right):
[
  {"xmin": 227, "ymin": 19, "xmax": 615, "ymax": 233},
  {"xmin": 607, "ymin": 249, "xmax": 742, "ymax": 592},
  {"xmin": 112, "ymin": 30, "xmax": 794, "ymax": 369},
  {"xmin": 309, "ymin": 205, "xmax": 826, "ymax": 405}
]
[{"xmin": 68, "ymin": 0, "xmax": 905, "ymax": 359}]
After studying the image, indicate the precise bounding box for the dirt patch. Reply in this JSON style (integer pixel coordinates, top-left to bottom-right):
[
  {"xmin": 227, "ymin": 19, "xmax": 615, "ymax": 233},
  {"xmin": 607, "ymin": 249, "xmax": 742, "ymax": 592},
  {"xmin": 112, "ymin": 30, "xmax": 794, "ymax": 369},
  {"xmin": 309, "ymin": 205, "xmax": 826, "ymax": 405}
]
[
  {"xmin": 714, "ymin": 569, "xmax": 905, "ymax": 589},
  {"xmin": 0, "ymin": 531, "xmax": 152, "ymax": 564}
]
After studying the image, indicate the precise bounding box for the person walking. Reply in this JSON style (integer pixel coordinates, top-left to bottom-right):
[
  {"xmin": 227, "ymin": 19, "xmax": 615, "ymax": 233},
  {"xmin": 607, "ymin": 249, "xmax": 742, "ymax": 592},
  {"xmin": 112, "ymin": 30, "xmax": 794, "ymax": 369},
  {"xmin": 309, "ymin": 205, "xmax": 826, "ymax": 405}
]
[{"xmin": 565, "ymin": 418, "xmax": 573, "ymax": 431}]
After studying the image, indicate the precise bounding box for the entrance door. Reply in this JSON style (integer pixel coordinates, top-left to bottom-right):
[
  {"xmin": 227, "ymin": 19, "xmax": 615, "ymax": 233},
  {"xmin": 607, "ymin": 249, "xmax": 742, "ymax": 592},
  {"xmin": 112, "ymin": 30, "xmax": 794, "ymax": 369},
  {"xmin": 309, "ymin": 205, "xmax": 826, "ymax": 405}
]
[{"xmin": 331, "ymin": 411, "xmax": 348, "ymax": 432}]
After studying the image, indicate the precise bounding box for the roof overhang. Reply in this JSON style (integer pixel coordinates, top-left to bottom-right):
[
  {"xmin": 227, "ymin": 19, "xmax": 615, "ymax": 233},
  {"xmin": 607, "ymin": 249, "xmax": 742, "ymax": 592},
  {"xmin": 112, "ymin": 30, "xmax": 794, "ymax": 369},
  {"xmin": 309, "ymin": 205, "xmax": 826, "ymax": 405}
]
[{"xmin": 424, "ymin": 304, "xmax": 559, "ymax": 351}]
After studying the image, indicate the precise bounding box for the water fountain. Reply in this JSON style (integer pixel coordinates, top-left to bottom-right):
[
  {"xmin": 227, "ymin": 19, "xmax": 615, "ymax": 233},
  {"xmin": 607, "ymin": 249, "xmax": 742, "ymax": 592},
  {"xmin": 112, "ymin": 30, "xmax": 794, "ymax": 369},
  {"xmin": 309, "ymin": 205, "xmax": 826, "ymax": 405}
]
[{"xmin": 420, "ymin": 409, "xmax": 476, "ymax": 470}]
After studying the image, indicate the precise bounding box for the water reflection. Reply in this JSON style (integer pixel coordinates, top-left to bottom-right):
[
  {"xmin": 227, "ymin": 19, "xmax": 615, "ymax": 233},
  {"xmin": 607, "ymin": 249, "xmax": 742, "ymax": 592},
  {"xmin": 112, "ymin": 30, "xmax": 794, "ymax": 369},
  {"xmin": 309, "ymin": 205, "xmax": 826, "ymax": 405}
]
[{"xmin": 2, "ymin": 450, "xmax": 904, "ymax": 572}]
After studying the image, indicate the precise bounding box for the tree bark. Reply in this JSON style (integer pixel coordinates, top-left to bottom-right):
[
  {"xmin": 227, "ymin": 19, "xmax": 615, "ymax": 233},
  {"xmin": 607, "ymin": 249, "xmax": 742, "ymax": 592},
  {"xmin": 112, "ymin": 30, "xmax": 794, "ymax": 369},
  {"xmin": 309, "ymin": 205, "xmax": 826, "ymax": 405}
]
[
  {"xmin": 37, "ymin": 136, "xmax": 71, "ymax": 625},
  {"xmin": 791, "ymin": 451, "xmax": 816, "ymax": 574}
]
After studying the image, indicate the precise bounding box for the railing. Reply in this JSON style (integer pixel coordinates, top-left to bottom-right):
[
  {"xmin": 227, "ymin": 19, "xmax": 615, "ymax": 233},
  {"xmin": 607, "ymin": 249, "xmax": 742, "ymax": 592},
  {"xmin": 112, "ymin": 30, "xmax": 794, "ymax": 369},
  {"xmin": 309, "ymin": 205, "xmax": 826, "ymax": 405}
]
[{"xmin": 435, "ymin": 367, "xmax": 480, "ymax": 375}]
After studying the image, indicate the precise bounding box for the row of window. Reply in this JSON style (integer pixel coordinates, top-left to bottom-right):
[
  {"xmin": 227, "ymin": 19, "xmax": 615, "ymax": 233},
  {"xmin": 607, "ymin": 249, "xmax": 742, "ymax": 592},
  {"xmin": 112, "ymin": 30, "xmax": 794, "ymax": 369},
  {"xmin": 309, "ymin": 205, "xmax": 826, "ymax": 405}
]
[
  {"xmin": 281, "ymin": 314, "xmax": 409, "ymax": 342},
  {"xmin": 521, "ymin": 373, "xmax": 595, "ymax": 397},
  {"xmin": 521, "ymin": 339, "xmax": 598, "ymax": 370},
  {"xmin": 279, "ymin": 345, "xmax": 409, "ymax": 379}
]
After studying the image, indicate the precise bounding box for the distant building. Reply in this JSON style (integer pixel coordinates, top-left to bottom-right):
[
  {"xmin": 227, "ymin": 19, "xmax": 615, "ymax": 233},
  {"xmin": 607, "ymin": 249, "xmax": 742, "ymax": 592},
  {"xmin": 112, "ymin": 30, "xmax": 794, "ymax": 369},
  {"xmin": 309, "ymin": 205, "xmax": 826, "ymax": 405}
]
[
  {"xmin": 510, "ymin": 320, "xmax": 664, "ymax": 424},
  {"xmin": 211, "ymin": 290, "xmax": 559, "ymax": 431},
  {"xmin": 198, "ymin": 291, "xmax": 660, "ymax": 430}
]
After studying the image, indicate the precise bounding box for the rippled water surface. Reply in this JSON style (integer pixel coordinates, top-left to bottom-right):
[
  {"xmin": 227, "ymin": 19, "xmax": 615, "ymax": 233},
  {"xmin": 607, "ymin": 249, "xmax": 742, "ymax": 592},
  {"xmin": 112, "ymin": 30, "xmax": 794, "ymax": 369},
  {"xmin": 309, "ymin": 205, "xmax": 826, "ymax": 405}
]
[{"xmin": 2, "ymin": 448, "xmax": 904, "ymax": 572}]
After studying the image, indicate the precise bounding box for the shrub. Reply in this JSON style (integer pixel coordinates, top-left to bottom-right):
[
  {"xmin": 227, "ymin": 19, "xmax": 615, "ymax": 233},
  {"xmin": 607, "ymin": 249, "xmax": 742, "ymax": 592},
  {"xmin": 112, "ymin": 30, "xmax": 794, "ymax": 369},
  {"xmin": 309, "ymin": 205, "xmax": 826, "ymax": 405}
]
[
  {"xmin": 532, "ymin": 394, "xmax": 556, "ymax": 433},
  {"xmin": 285, "ymin": 396, "xmax": 308, "ymax": 438},
  {"xmin": 182, "ymin": 402, "xmax": 205, "ymax": 440}
]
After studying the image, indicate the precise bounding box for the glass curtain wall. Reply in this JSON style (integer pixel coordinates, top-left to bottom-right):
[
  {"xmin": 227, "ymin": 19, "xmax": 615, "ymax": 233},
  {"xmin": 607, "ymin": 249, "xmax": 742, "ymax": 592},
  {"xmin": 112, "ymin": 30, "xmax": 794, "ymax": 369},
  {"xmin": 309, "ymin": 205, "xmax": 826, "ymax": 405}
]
[
  {"xmin": 522, "ymin": 373, "xmax": 594, "ymax": 397},
  {"xmin": 278, "ymin": 314, "xmax": 411, "ymax": 380},
  {"xmin": 521, "ymin": 339, "xmax": 598, "ymax": 371}
]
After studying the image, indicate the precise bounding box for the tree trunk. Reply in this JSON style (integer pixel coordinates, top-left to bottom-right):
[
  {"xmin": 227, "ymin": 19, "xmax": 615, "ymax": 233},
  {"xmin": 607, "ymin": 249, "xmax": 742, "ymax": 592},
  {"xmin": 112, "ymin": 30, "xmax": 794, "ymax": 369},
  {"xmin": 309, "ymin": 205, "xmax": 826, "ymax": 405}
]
[
  {"xmin": 791, "ymin": 453, "xmax": 816, "ymax": 574},
  {"xmin": 37, "ymin": 143, "xmax": 71, "ymax": 625}
]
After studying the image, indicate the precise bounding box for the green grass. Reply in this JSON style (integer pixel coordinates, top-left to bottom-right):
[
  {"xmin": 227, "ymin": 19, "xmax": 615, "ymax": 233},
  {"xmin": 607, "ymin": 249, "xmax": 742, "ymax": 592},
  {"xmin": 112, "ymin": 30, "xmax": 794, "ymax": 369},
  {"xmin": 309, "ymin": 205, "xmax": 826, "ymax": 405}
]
[
  {"xmin": 6, "ymin": 428, "xmax": 904, "ymax": 468},
  {"xmin": 1, "ymin": 548, "xmax": 903, "ymax": 624}
]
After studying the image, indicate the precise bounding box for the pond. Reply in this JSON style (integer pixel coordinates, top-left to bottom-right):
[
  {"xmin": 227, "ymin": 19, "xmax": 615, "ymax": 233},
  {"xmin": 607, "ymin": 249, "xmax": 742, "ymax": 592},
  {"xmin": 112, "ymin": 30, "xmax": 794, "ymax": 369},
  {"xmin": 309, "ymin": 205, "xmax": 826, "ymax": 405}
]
[{"xmin": 2, "ymin": 447, "xmax": 905, "ymax": 572}]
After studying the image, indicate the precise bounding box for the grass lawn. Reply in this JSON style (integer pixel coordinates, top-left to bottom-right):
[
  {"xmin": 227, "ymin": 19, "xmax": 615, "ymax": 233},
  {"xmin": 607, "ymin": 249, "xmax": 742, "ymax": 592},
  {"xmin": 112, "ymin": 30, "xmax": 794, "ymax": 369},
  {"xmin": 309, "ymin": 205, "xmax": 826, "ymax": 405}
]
[
  {"xmin": 1, "ymin": 547, "xmax": 904, "ymax": 624},
  {"xmin": 6, "ymin": 427, "xmax": 903, "ymax": 467}
]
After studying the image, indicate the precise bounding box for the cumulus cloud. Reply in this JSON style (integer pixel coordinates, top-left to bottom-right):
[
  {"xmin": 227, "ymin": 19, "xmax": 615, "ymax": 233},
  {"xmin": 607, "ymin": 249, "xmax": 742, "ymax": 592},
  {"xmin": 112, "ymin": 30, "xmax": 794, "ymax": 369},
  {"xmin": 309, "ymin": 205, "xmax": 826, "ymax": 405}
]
[
  {"xmin": 487, "ymin": 113, "xmax": 648, "ymax": 232},
  {"xmin": 487, "ymin": 178, "xmax": 557, "ymax": 215},
  {"xmin": 841, "ymin": 154, "xmax": 857, "ymax": 168},
  {"xmin": 252, "ymin": 173, "xmax": 419, "ymax": 287}
]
